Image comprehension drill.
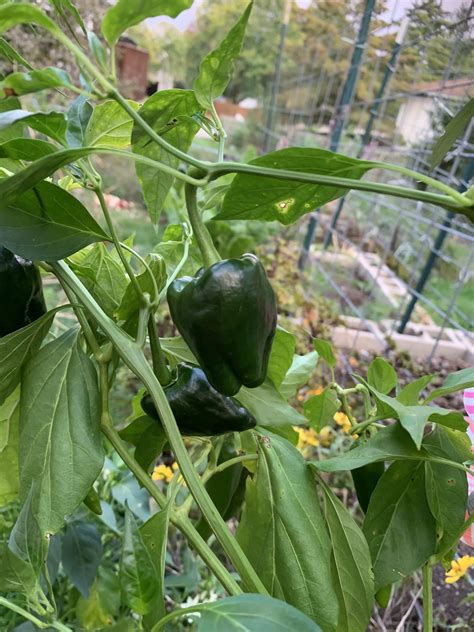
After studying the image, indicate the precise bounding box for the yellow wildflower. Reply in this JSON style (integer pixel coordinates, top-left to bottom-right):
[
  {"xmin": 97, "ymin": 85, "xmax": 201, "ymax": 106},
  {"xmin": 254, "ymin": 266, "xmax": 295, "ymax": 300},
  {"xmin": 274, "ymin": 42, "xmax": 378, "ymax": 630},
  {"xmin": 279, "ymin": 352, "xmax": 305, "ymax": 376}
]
[
  {"xmin": 294, "ymin": 427, "xmax": 320, "ymax": 454},
  {"xmin": 318, "ymin": 425, "xmax": 335, "ymax": 447},
  {"xmin": 334, "ymin": 412, "xmax": 351, "ymax": 434},
  {"xmin": 445, "ymin": 556, "xmax": 474, "ymax": 584},
  {"xmin": 307, "ymin": 386, "xmax": 324, "ymax": 397},
  {"xmin": 152, "ymin": 464, "xmax": 174, "ymax": 483}
]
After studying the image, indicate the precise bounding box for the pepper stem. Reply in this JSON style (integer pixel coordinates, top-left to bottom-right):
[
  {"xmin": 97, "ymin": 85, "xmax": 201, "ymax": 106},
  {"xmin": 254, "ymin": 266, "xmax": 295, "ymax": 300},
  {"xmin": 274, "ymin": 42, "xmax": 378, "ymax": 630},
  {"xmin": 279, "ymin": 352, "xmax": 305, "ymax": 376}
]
[{"xmin": 184, "ymin": 181, "xmax": 221, "ymax": 268}]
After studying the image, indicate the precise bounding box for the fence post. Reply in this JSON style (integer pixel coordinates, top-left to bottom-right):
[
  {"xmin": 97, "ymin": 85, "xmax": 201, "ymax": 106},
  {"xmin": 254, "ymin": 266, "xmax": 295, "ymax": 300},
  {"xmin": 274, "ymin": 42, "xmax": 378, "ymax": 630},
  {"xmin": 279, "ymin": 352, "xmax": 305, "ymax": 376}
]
[
  {"xmin": 299, "ymin": 0, "xmax": 375, "ymax": 269},
  {"xmin": 397, "ymin": 158, "xmax": 474, "ymax": 333},
  {"xmin": 263, "ymin": 0, "xmax": 292, "ymax": 153}
]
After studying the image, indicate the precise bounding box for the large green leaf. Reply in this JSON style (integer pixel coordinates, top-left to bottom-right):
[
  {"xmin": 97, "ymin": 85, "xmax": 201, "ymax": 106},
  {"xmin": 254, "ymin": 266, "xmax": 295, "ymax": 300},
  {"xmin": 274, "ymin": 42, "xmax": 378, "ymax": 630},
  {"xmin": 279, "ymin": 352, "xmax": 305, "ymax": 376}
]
[
  {"xmin": 424, "ymin": 367, "xmax": 474, "ymax": 403},
  {"xmin": 61, "ymin": 522, "xmax": 103, "ymax": 598},
  {"xmin": 216, "ymin": 148, "xmax": 376, "ymax": 225},
  {"xmin": 236, "ymin": 431, "xmax": 338, "ymax": 631},
  {"xmin": 0, "ymin": 179, "xmax": 110, "ymax": 260},
  {"xmin": 267, "ymin": 327, "xmax": 296, "ymax": 389},
  {"xmin": 316, "ymin": 477, "xmax": 374, "ymax": 632},
  {"xmin": 363, "ymin": 460, "xmax": 437, "ymax": 590},
  {"xmin": 120, "ymin": 505, "xmax": 160, "ymax": 615},
  {"xmin": 356, "ymin": 377, "xmax": 467, "ymax": 448},
  {"xmin": 430, "ymin": 98, "xmax": 474, "ymax": 169},
  {"xmin": 19, "ymin": 329, "xmax": 104, "ymax": 534},
  {"xmin": 0, "ymin": 109, "xmax": 67, "ymax": 145},
  {"xmin": 0, "ymin": 138, "xmax": 57, "ymax": 160},
  {"xmin": 102, "ymin": 0, "xmax": 193, "ymax": 46},
  {"xmin": 157, "ymin": 594, "xmax": 322, "ymax": 632},
  {"xmin": 194, "ymin": 2, "xmax": 252, "ymax": 110},
  {"xmin": 85, "ymin": 99, "xmax": 139, "ymax": 148},
  {"xmin": 0, "ymin": 386, "xmax": 20, "ymax": 506},
  {"xmin": 279, "ymin": 351, "xmax": 318, "ymax": 401},
  {"xmin": 66, "ymin": 95, "xmax": 93, "ymax": 148},
  {"xmin": 0, "ymin": 308, "xmax": 59, "ymax": 405},
  {"xmin": 140, "ymin": 505, "xmax": 171, "ymax": 626},
  {"xmin": 0, "ymin": 4, "xmax": 61, "ymax": 38},
  {"xmin": 237, "ymin": 380, "xmax": 307, "ymax": 427},
  {"xmin": 71, "ymin": 243, "xmax": 128, "ymax": 317},
  {"xmin": 423, "ymin": 428, "xmax": 468, "ymax": 552},
  {"xmin": 131, "ymin": 89, "xmax": 202, "ymax": 223},
  {"xmin": 0, "ymin": 67, "xmax": 74, "ymax": 95}
]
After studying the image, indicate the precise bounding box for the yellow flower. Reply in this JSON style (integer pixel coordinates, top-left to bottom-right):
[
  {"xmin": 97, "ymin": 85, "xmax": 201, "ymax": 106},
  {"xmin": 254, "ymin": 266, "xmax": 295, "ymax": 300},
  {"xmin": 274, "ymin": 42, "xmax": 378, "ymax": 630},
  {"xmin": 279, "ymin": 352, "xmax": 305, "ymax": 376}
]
[
  {"xmin": 152, "ymin": 464, "xmax": 174, "ymax": 483},
  {"xmin": 318, "ymin": 425, "xmax": 335, "ymax": 447},
  {"xmin": 307, "ymin": 386, "xmax": 324, "ymax": 396},
  {"xmin": 334, "ymin": 412, "xmax": 351, "ymax": 434},
  {"xmin": 445, "ymin": 556, "xmax": 474, "ymax": 584},
  {"xmin": 294, "ymin": 426, "xmax": 320, "ymax": 453}
]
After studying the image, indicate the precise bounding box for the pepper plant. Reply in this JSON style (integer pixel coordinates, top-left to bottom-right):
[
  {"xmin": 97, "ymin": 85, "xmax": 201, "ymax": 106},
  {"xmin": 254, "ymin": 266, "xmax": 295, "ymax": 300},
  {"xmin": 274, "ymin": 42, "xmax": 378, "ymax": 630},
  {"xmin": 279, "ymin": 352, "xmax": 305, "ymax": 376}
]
[{"xmin": 0, "ymin": 2, "xmax": 473, "ymax": 631}]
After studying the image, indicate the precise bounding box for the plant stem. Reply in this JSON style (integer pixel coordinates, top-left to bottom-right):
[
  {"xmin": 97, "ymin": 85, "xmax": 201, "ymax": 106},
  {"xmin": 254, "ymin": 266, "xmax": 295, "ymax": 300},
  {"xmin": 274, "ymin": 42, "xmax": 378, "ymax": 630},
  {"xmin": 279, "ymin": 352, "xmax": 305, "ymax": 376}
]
[
  {"xmin": 202, "ymin": 454, "xmax": 257, "ymax": 484},
  {"xmin": 0, "ymin": 597, "xmax": 71, "ymax": 632},
  {"xmin": 422, "ymin": 563, "xmax": 433, "ymax": 632},
  {"xmin": 185, "ymin": 183, "xmax": 221, "ymax": 267},
  {"xmin": 52, "ymin": 261, "xmax": 266, "ymax": 595},
  {"xmin": 148, "ymin": 317, "xmax": 172, "ymax": 385}
]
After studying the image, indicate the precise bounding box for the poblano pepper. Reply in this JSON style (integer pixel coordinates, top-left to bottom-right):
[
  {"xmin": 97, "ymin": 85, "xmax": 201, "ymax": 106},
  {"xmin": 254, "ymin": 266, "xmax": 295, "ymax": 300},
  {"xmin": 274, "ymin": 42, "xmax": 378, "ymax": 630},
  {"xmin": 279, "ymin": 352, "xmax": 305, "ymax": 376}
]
[
  {"xmin": 0, "ymin": 245, "xmax": 47, "ymax": 337},
  {"xmin": 141, "ymin": 362, "xmax": 257, "ymax": 436},
  {"xmin": 167, "ymin": 254, "xmax": 277, "ymax": 396}
]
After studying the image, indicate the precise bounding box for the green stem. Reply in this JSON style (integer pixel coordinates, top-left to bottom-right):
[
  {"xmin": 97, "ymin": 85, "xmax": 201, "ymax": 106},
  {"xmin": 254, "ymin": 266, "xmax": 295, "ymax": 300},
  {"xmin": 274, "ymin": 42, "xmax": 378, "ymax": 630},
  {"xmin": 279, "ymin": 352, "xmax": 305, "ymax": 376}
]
[
  {"xmin": 160, "ymin": 222, "xmax": 192, "ymax": 299},
  {"xmin": 52, "ymin": 261, "xmax": 267, "ymax": 596},
  {"xmin": 422, "ymin": 563, "xmax": 433, "ymax": 632},
  {"xmin": 211, "ymin": 102, "xmax": 226, "ymax": 162},
  {"xmin": 185, "ymin": 183, "xmax": 221, "ymax": 267},
  {"xmin": 350, "ymin": 417, "xmax": 383, "ymax": 435},
  {"xmin": 59, "ymin": 282, "xmax": 102, "ymax": 358},
  {"xmin": 0, "ymin": 597, "xmax": 71, "ymax": 632},
  {"xmin": 98, "ymin": 362, "xmax": 240, "ymax": 596},
  {"xmin": 151, "ymin": 603, "xmax": 212, "ymax": 631},
  {"xmin": 202, "ymin": 454, "xmax": 257, "ymax": 484},
  {"xmin": 120, "ymin": 241, "xmax": 159, "ymax": 307},
  {"xmin": 148, "ymin": 317, "xmax": 172, "ymax": 385},
  {"xmin": 94, "ymin": 186, "xmax": 147, "ymax": 309}
]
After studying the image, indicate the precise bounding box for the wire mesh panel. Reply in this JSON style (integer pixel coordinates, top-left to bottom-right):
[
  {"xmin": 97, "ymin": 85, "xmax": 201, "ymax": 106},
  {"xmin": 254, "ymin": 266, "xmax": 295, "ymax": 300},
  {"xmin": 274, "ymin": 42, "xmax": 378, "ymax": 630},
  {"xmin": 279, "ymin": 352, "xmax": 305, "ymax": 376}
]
[{"xmin": 255, "ymin": 0, "xmax": 474, "ymax": 364}]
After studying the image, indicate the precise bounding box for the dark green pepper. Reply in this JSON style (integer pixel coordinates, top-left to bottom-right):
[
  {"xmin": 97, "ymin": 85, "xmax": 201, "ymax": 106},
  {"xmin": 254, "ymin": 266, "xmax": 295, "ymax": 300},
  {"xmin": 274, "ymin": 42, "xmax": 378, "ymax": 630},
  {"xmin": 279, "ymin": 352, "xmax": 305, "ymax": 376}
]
[
  {"xmin": 0, "ymin": 246, "xmax": 47, "ymax": 337},
  {"xmin": 167, "ymin": 254, "xmax": 277, "ymax": 396},
  {"xmin": 141, "ymin": 363, "xmax": 257, "ymax": 436},
  {"xmin": 351, "ymin": 461, "xmax": 385, "ymax": 513}
]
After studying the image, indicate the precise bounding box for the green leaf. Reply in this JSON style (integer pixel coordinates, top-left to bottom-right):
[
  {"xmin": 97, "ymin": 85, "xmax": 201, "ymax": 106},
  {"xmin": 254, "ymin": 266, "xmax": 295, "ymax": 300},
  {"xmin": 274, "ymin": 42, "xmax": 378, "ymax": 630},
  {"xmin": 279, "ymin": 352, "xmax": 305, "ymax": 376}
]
[
  {"xmin": 160, "ymin": 335, "xmax": 196, "ymax": 364},
  {"xmin": 0, "ymin": 36, "xmax": 33, "ymax": 70},
  {"xmin": 363, "ymin": 460, "xmax": 437, "ymax": 590},
  {"xmin": 367, "ymin": 357, "xmax": 397, "ymax": 394},
  {"xmin": 424, "ymin": 367, "xmax": 474, "ymax": 403},
  {"xmin": 312, "ymin": 422, "xmax": 428, "ymax": 472},
  {"xmin": 85, "ymin": 99, "xmax": 139, "ymax": 148},
  {"xmin": 237, "ymin": 380, "xmax": 307, "ymax": 427},
  {"xmin": 304, "ymin": 388, "xmax": 341, "ymax": 432},
  {"xmin": 50, "ymin": 0, "xmax": 86, "ymax": 35},
  {"xmin": 216, "ymin": 148, "xmax": 376, "ymax": 225},
  {"xmin": 167, "ymin": 594, "xmax": 323, "ymax": 632},
  {"xmin": 120, "ymin": 505, "xmax": 160, "ymax": 615},
  {"xmin": 430, "ymin": 98, "xmax": 474, "ymax": 169},
  {"xmin": 0, "ymin": 67, "xmax": 73, "ymax": 96},
  {"xmin": 312, "ymin": 338, "xmax": 336, "ymax": 368},
  {"xmin": 87, "ymin": 31, "xmax": 108, "ymax": 71},
  {"xmin": 236, "ymin": 431, "xmax": 338, "ymax": 631},
  {"xmin": 0, "ymin": 308, "xmax": 59, "ymax": 405},
  {"xmin": 102, "ymin": 0, "xmax": 193, "ymax": 46},
  {"xmin": 140, "ymin": 505, "xmax": 171, "ymax": 626},
  {"xmin": 119, "ymin": 415, "xmax": 154, "ymax": 446},
  {"xmin": 134, "ymin": 423, "xmax": 167, "ymax": 474},
  {"xmin": 61, "ymin": 522, "xmax": 103, "ymax": 598},
  {"xmin": 0, "ymin": 4, "xmax": 61, "ymax": 38},
  {"xmin": 0, "ymin": 386, "xmax": 20, "ymax": 506},
  {"xmin": 355, "ymin": 377, "xmax": 467, "ymax": 448},
  {"xmin": 193, "ymin": 2, "xmax": 253, "ymax": 110},
  {"xmin": 20, "ymin": 329, "xmax": 104, "ymax": 534},
  {"xmin": 0, "ymin": 540, "xmax": 48, "ymax": 608},
  {"xmin": 317, "ymin": 478, "xmax": 374, "ymax": 632},
  {"xmin": 0, "ymin": 138, "xmax": 57, "ymax": 160},
  {"xmin": 131, "ymin": 89, "xmax": 202, "ymax": 223},
  {"xmin": 76, "ymin": 567, "xmax": 121, "ymax": 630},
  {"xmin": 397, "ymin": 374, "xmax": 436, "ymax": 406},
  {"xmin": 279, "ymin": 351, "xmax": 318, "ymax": 400},
  {"xmin": 67, "ymin": 95, "xmax": 93, "ymax": 148},
  {"xmin": 0, "ymin": 179, "xmax": 110, "ymax": 260},
  {"xmin": 423, "ymin": 427, "xmax": 468, "ymax": 552},
  {"xmin": 0, "ymin": 108, "xmax": 67, "ymax": 145},
  {"xmin": 71, "ymin": 243, "xmax": 128, "ymax": 317},
  {"xmin": 267, "ymin": 327, "xmax": 296, "ymax": 389},
  {"xmin": 117, "ymin": 254, "xmax": 166, "ymax": 321}
]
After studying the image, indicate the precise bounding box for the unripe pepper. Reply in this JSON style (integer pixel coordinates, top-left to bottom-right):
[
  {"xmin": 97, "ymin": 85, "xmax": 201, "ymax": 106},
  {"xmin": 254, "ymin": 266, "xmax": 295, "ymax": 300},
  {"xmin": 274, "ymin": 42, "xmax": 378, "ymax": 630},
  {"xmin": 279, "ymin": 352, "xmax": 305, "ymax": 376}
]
[
  {"xmin": 167, "ymin": 254, "xmax": 277, "ymax": 396},
  {"xmin": 141, "ymin": 362, "xmax": 257, "ymax": 436},
  {"xmin": 0, "ymin": 246, "xmax": 47, "ymax": 337}
]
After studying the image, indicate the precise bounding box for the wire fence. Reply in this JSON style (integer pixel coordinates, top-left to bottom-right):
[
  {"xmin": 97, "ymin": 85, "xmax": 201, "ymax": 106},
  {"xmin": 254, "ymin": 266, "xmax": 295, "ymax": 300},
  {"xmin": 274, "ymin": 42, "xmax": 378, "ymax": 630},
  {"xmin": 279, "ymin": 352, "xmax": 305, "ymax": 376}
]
[{"xmin": 249, "ymin": 0, "xmax": 474, "ymax": 365}]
